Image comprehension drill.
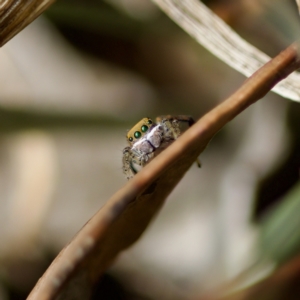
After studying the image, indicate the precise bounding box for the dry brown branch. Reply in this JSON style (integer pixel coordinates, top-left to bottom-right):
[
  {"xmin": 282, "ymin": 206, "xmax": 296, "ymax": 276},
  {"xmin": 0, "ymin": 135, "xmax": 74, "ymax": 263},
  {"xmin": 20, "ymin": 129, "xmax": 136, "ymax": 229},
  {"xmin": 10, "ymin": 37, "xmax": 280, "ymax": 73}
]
[
  {"xmin": 27, "ymin": 43, "xmax": 300, "ymax": 300},
  {"xmin": 0, "ymin": 0, "xmax": 55, "ymax": 46}
]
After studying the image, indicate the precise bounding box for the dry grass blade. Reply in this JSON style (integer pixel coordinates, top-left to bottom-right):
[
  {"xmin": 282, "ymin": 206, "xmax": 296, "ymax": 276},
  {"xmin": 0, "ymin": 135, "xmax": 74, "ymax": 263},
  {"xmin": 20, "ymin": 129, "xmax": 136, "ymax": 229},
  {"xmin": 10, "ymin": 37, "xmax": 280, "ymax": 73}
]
[
  {"xmin": 0, "ymin": 0, "xmax": 56, "ymax": 46},
  {"xmin": 297, "ymin": 0, "xmax": 300, "ymax": 14},
  {"xmin": 27, "ymin": 43, "xmax": 300, "ymax": 300},
  {"xmin": 151, "ymin": 0, "xmax": 300, "ymax": 102}
]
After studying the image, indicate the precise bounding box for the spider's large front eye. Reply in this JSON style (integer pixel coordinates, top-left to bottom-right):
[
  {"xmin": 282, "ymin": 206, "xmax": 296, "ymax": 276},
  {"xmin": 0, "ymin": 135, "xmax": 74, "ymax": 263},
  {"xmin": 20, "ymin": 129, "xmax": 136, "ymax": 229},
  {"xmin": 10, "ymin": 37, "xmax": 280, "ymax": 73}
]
[
  {"xmin": 134, "ymin": 131, "xmax": 142, "ymax": 139},
  {"xmin": 141, "ymin": 125, "xmax": 148, "ymax": 132}
]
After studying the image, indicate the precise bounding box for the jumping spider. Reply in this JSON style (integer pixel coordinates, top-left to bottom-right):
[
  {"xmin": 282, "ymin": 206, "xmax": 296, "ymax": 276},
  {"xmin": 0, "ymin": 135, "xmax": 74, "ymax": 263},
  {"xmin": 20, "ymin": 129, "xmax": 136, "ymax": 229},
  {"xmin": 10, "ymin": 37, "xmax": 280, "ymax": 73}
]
[{"xmin": 122, "ymin": 115, "xmax": 200, "ymax": 180}]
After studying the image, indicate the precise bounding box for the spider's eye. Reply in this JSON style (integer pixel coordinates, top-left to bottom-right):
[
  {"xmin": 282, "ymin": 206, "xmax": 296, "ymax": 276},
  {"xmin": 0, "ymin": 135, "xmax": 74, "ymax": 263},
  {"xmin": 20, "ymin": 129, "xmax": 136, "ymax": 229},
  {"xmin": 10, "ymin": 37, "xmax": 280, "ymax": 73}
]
[
  {"xmin": 129, "ymin": 137, "xmax": 133, "ymax": 142},
  {"xmin": 134, "ymin": 131, "xmax": 142, "ymax": 139},
  {"xmin": 141, "ymin": 125, "xmax": 148, "ymax": 133},
  {"xmin": 147, "ymin": 119, "xmax": 153, "ymax": 125}
]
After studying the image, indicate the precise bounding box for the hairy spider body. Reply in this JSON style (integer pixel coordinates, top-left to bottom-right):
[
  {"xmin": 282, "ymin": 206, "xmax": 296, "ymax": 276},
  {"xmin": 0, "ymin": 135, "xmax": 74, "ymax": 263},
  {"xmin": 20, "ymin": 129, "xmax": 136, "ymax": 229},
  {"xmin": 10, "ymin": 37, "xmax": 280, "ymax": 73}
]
[{"xmin": 123, "ymin": 116, "xmax": 197, "ymax": 180}]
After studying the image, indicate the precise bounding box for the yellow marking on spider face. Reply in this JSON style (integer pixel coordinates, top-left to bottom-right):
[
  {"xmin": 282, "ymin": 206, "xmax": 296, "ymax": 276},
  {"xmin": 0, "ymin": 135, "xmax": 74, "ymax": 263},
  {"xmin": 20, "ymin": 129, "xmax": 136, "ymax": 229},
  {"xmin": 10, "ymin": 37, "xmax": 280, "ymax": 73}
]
[{"xmin": 127, "ymin": 118, "xmax": 153, "ymax": 143}]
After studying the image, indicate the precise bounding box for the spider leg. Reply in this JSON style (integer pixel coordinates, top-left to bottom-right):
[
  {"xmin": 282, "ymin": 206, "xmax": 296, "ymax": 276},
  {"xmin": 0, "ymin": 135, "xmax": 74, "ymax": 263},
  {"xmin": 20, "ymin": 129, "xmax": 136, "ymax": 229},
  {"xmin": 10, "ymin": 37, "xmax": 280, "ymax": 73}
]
[
  {"xmin": 122, "ymin": 147, "xmax": 152, "ymax": 179},
  {"xmin": 156, "ymin": 115, "xmax": 195, "ymax": 127},
  {"xmin": 122, "ymin": 147, "xmax": 137, "ymax": 179}
]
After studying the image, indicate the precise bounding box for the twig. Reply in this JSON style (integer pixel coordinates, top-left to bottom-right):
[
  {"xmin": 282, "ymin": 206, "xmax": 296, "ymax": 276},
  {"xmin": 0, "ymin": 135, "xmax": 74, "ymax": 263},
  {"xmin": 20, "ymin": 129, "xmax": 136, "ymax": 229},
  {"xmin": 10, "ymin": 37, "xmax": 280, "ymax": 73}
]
[{"xmin": 0, "ymin": 0, "xmax": 56, "ymax": 46}]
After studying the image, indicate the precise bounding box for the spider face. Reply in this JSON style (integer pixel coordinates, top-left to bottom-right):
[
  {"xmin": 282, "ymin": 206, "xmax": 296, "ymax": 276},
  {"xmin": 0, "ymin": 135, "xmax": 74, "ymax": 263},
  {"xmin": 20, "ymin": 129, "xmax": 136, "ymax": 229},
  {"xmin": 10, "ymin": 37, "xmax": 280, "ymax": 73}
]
[
  {"xmin": 126, "ymin": 118, "xmax": 154, "ymax": 145},
  {"xmin": 122, "ymin": 115, "xmax": 198, "ymax": 180}
]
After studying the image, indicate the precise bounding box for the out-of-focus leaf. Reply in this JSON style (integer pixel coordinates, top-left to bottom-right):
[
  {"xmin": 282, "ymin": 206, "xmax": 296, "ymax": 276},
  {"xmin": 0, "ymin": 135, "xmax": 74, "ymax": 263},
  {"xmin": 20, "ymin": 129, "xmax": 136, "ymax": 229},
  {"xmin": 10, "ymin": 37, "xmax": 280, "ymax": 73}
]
[
  {"xmin": 26, "ymin": 43, "xmax": 300, "ymax": 300},
  {"xmin": 260, "ymin": 182, "xmax": 300, "ymax": 264},
  {"xmin": 0, "ymin": 0, "xmax": 56, "ymax": 46},
  {"xmin": 213, "ymin": 254, "xmax": 300, "ymax": 300},
  {"xmin": 193, "ymin": 254, "xmax": 300, "ymax": 300}
]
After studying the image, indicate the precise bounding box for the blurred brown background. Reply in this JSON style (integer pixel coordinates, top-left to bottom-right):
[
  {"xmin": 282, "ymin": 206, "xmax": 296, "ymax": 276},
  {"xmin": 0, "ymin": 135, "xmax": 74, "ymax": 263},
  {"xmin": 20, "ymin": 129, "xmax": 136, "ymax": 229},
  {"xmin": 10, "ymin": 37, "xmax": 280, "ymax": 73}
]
[{"xmin": 0, "ymin": 0, "xmax": 300, "ymax": 299}]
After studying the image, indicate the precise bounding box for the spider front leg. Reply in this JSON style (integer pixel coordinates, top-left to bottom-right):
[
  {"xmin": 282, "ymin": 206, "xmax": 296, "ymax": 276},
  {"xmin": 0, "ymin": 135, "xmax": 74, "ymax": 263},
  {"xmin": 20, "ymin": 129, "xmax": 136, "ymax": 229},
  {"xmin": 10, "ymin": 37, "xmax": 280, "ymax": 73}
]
[
  {"xmin": 122, "ymin": 147, "xmax": 152, "ymax": 179},
  {"xmin": 122, "ymin": 147, "xmax": 137, "ymax": 180}
]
